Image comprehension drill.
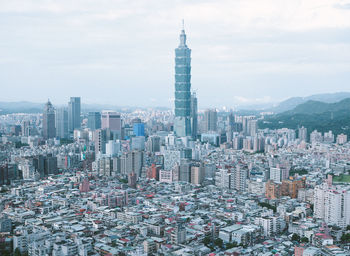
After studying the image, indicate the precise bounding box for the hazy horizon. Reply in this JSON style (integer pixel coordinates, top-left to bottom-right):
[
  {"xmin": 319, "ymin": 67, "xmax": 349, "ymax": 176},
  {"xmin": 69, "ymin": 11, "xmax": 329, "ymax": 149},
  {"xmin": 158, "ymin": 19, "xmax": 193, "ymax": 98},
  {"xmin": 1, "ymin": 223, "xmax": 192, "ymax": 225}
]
[{"xmin": 1, "ymin": 0, "xmax": 350, "ymax": 108}]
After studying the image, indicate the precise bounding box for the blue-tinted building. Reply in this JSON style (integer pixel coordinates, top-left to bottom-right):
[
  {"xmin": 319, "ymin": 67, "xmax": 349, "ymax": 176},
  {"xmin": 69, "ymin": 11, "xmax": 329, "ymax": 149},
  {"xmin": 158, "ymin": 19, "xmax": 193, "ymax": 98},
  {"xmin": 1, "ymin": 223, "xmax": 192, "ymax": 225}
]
[
  {"xmin": 88, "ymin": 112, "xmax": 101, "ymax": 131},
  {"xmin": 68, "ymin": 97, "xmax": 81, "ymax": 134},
  {"xmin": 133, "ymin": 123, "xmax": 145, "ymax": 137},
  {"xmin": 174, "ymin": 22, "xmax": 192, "ymax": 137}
]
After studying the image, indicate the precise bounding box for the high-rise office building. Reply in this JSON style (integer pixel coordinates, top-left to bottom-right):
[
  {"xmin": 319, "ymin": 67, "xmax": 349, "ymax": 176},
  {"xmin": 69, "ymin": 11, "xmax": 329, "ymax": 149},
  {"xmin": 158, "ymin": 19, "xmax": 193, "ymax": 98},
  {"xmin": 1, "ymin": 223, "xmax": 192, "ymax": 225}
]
[
  {"xmin": 228, "ymin": 111, "xmax": 234, "ymax": 130},
  {"xmin": 101, "ymin": 111, "xmax": 122, "ymax": 139},
  {"xmin": 191, "ymin": 163, "xmax": 204, "ymax": 185},
  {"xmin": 106, "ymin": 140, "xmax": 121, "ymax": 157},
  {"xmin": 298, "ymin": 126, "xmax": 307, "ymax": 142},
  {"xmin": 241, "ymin": 116, "xmax": 255, "ymax": 135},
  {"xmin": 204, "ymin": 109, "xmax": 217, "ymax": 132},
  {"xmin": 55, "ymin": 107, "xmax": 68, "ymax": 139},
  {"xmin": 121, "ymin": 151, "xmax": 144, "ymax": 178},
  {"xmin": 21, "ymin": 120, "xmax": 32, "ymax": 137},
  {"xmin": 248, "ymin": 119, "xmax": 258, "ymax": 137},
  {"xmin": 179, "ymin": 159, "xmax": 191, "ymax": 183},
  {"xmin": 174, "ymin": 22, "xmax": 192, "ymax": 137},
  {"xmin": 68, "ymin": 97, "xmax": 81, "ymax": 134},
  {"xmin": 147, "ymin": 135, "xmax": 161, "ymax": 153},
  {"xmin": 88, "ymin": 112, "xmax": 101, "ymax": 131},
  {"xmin": 42, "ymin": 100, "xmax": 56, "ymax": 140},
  {"xmin": 190, "ymin": 92, "xmax": 198, "ymax": 139},
  {"xmin": 131, "ymin": 136, "xmax": 145, "ymax": 151},
  {"xmin": 133, "ymin": 123, "xmax": 145, "ymax": 137},
  {"xmin": 94, "ymin": 129, "xmax": 107, "ymax": 155}
]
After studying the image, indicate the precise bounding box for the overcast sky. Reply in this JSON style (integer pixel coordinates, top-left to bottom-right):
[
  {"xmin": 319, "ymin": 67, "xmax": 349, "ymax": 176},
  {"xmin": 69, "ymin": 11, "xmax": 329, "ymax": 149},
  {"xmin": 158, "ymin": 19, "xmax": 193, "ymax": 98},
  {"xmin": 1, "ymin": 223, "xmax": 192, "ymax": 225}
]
[{"xmin": 1, "ymin": 0, "xmax": 350, "ymax": 108}]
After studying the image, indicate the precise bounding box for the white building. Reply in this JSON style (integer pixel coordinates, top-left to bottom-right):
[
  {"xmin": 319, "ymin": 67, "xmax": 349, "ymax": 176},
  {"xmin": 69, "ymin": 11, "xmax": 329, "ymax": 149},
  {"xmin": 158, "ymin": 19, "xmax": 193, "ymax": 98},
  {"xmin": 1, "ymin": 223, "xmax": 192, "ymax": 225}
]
[
  {"xmin": 323, "ymin": 131, "xmax": 334, "ymax": 143},
  {"xmin": 159, "ymin": 170, "xmax": 173, "ymax": 183},
  {"xmin": 131, "ymin": 136, "xmax": 145, "ymax": 151},
  {"xmin": 105, "ymin": 140, "xmax": 121, "ymax": 157},
  {"xmin": 310, "ymin": 130, "xmax": 323, "ymax": 144},
  {"xmin": 270, "ymin": 167, "xmax": 289, "ymax": 183},
  {"xmin": 254, "ymin": 216, "xmax": 285, "ymax": 237},
  {"xmin": 336, "ymin": 133, "xmax": 347, "ymax": 145},
  {"xmin": 314, "ymin": 182, "xmax": 350, "ymax": 228}
]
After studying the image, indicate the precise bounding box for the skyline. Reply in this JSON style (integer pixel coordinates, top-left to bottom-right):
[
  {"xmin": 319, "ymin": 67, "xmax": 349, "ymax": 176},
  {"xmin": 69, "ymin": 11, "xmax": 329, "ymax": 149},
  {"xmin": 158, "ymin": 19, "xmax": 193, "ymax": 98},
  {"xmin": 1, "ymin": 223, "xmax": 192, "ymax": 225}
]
[{"xmin": 1, "ymin": 0, "xmax": 350, "ymax": 108}]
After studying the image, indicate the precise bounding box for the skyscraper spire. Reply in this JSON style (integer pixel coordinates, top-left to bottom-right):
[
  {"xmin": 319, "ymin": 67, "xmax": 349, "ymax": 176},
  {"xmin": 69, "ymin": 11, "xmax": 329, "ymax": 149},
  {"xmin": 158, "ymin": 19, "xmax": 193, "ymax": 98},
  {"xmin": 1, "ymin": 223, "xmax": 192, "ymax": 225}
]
[{"xmin": 179, "ymin": 20, "xmax": 187, "ymax": 47}]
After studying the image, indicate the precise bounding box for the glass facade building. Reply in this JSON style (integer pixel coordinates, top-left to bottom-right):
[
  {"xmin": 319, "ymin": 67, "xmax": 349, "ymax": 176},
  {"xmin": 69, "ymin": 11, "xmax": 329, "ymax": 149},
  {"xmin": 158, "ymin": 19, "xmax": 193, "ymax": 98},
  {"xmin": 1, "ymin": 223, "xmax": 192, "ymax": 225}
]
[
  {"xmin": 88, "ymin": 112, "xmax": 101, "ymax": 131},
  {"xmin": 174, "ymin": 25, "xmax": 192, "ymax": 137},
  {"xmin": 55, "ymin": 107, "xmax": 68, "ymax": 139},
  {"xmin": 42, "ymin": 100, "xmax": 56, "ymax": 140},
  {"xmin": 190, "ymin": 92, "xmax": 198, "ymax": 140},
  {"xmin": 68, "ymin": 97, "xmax": 81, "ymax": 134},
  {"xmin": 133, "ymin": 123, "xmax": 145, "ymax": 137}
]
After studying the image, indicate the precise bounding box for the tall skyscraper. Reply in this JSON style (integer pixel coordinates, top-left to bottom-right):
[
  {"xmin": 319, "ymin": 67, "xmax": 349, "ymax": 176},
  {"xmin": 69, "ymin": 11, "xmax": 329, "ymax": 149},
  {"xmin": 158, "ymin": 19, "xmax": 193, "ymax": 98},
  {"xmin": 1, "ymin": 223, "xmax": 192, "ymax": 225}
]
[
  {"xmin": 88, "ymin": 112, "xmax": 101, "ymax": 131},
  {"xmin": 147, "ymin": 135, "xmax": 161, "ymax": 153},
  {"xmin": 68, "ymin": 97, "xmax": 81, "ymax": 134},
  {"xmin": 55, "ymin": 107, "xmax": 68, "ymax": 139},
  {"xmin": 248, "ymin": 119, "xmax": 258, "ymax": 137},
  {"xmin": 190, "ymin": 92, "xmax": 198, "ymax": 139},
  {"xmin": 174, "ymin": 22, "xmax": 192, "ymax": 137},
  {"xmin": 121, "ymin": 151, "xmax": 144, "ymax": 178},
  {"xmin": 191, "ymin": 163, "xmax": 204, "ymax": 185},
  {"xmin": 133, "ymin": 123, "xmax": 145, "ymax": 137},
  {"xmin": 298, "ymin": 126, "xmax": 307, "ymax": 142},
  {"xmin": 179, "ymin": 159, "xmax": 191, "ymax": 183},
  {"xmin": 94, "ymin": 129, "xmax": 107, "ymax": 155},
  {"xmin": 21, "ymin": 120, "xmax": 31, "ymax": 136},
  {"xmin": 204, "ymin": 109, "xmax": 217, "ymax": 132},
  {"xmin": 42, "ymin": 100, "xmax": 56, "ymax": 140},
  {"xmin": 101, "ymin": 111, "xmax": 122, "ymax": 139}
]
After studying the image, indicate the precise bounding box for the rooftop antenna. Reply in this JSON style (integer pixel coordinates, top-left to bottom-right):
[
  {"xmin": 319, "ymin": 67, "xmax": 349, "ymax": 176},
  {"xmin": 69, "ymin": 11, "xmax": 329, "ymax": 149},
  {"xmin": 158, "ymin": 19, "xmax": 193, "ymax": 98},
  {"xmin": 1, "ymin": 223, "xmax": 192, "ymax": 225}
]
[{"xmin": 182, "ymin": 19, "xmax": 185, "ymax": 30}]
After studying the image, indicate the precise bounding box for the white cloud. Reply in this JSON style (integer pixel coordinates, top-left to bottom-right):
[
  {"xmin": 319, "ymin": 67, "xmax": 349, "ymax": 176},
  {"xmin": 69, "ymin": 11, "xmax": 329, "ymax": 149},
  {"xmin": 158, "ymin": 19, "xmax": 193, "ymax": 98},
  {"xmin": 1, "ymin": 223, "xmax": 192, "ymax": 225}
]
[
  {"xmin": 0, "ymin": 0, "xmax": 350, "ymax": 106},
  {"xmin": 233, "ymin": 96, "xmax": 273, "ymax": 105}
]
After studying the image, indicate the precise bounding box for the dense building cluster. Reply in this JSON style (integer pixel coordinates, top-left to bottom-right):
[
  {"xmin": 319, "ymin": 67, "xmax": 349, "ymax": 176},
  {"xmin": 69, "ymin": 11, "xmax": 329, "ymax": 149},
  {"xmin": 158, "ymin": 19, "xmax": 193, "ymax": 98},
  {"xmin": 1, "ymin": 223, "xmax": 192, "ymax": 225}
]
[{"xmin": 0, "ymin": 27, "xmax": 349, "ymax": 256}]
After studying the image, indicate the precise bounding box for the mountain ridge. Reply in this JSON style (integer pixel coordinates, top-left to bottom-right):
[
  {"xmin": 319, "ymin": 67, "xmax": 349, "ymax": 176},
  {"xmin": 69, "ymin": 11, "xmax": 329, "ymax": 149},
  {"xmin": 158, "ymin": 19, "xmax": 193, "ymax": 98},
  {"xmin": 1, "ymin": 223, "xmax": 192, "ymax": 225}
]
[
  {"xmin": 269, "ymin": 92, "xmax": 350, "ymax": 113},
  {"xmin": 260, "ymin": 98, "xmax": 350, "ymax": 136}
]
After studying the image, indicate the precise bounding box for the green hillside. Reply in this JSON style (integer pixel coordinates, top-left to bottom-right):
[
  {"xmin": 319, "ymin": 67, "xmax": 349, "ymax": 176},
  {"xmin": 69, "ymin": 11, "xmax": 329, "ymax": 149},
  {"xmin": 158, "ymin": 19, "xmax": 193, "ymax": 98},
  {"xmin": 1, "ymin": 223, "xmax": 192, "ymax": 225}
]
[{"xmin": 259, "ymin": 98, "xmax": 350, "ymax": 136}]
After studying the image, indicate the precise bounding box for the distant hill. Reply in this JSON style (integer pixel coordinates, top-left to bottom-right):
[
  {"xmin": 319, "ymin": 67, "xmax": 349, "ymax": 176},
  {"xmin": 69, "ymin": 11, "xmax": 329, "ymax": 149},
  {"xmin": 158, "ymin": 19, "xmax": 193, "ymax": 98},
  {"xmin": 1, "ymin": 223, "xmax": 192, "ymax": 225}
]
[
  {"xmin": 0, "ymin": 101, "xmax": 44, "ymax": 114},
  {"xmin": 0, "ymin": 101, "xmax": 170, "ymax": 114},
  {"xmin": 285, "ymin": 98, "xmax": 350, "ymax": 115},
  {"xmin": 270, "ymin": 92, "xmax": 350, "ymax": 113},
  {"xmin": 259, "ymin": 98, "xmax": 350, "ymax": 136}
]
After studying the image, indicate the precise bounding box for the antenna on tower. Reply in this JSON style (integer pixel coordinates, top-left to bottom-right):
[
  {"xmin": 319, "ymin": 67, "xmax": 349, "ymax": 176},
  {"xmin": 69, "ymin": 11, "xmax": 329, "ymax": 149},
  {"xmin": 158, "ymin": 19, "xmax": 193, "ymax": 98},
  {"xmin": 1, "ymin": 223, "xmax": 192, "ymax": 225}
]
[{"xmin": 182, "ymin": 19, "xmax": 185, "ymax": 30}]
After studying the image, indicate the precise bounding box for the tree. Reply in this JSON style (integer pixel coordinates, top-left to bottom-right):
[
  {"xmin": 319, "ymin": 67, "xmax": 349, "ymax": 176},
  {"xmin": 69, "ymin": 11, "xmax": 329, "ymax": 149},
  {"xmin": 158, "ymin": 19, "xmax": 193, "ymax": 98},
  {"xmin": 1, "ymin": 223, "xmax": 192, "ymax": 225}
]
[
  {"xmin": 214, "ymin": 238, "xmax": 223, "ymax": 248},
  {"xmin": 341, "ymin": 233, "xmax": 350, "ymax": 244},
  {"xmin": 226, "ymin": 220, "xmax": 233, "ymax": 226},
  {"xmin": 291, "ymin": 233, "xmax": 300, "ymax": 242},
  {"xmin": 14, "ymin": 248, "xmax": 21, "ymax": 256},
  {"xmin": 226, "ymin": 241, "xmax": 238, "ymax": 249},
  {"xmin": 120, "ymin": 178, "xmax": 128, "ymax": 184},
  {"xmin": 300, "ymin": 237, "xmax": 309, "ymax": 243},
  {"xmin": 203, "ymin": 236, "xmax": 211, "ymax": 245},
  {"xmin": 258, "ymin": 202, "xmax": 277, "ymax": 212}
]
